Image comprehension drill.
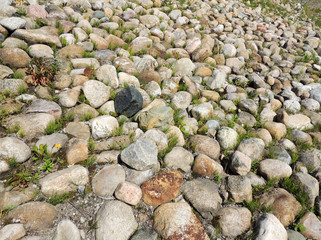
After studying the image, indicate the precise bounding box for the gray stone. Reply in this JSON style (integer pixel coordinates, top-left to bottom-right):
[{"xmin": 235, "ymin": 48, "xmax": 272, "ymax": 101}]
[
  {"xmin": 182, "ymin": 178, "xmax": 222, "ymax": 220},
  {"xmin": 0, "ymin": 64, "xmax": 13, "ymax": 80},
  {"xmin": 164, "ymin": 147, "xmax": 193, "ymax": 172},
  {"xmin": 171, "ymin": 91, "xmax": 192, "ymax": 110},
  {"xmin": 206, "ymin": 69, "xmax": 228, "ymax": 89},
  {"xmin": 139, "ymin": 106, "xmax": 174, "ymax": 131},
  {"xmin": 286, "ymin": 230, "xmax": 306, "ymax": 240},
  {"xmin": 83, "ymin": 80, "xmax": 110, "ymax": 108},
  {"xmin": 310, "ymin": 87, "xmax": 321, "ymax": 104},
  {"xmin": 12, "ymin": 29, "xmax": 62, "ymax": 47},
  {"xmin": 115, "ymin": 87, "xmax": 143, "ymax": 117},
  {"xmin": 130, "ymin": 229, "xmax": 158, "ymax": 240},
  {"xmin": 259, "ymin": 159, "xmax": 292, "ymax": 180},
  {"xmin": 0, "ymin": 17, "xmax": 26, "ymax": 31},
  {"xmin": 29, "ymin": 44, "xmax": 54, "ymax": 58},
  {"xmin": 58, "ymin": 87, "xmax": 81, "ymax": 108},
  {"xmin": 255, "ymin": 213, "xmax": 287, "ymax": 240},
  {"xmin": 121, "ymin": 138, "xmax": 158, "ymax": 171},
  {"xmin": 53, "ymin": 219, "xmax": 81, "ymax": 240},
  {"xmin": 269, "ymin": 146, "xmax": 292, "ymax": 164},
  {"xmin": 237, "ymin": 138, "xmax": 265, "ymax": 161},
  {"xmin": 39, "ymin": 165, "xmax": 89, "ymax": 197},
  {"xmin": 172, "ymin": 58, "xmax": 196, "ymax": 77},
  {"xmin": 217, "ymin": 127, "xmax": 238, "ymax": 150},
  {"xmin": 191, "ymin": 102, "xmax": 213, "ymax": 119},
  {"xmin": 216, "ymin": 207, "xmax": 252, "ymax": 237},
  {"xmin": 6, "ymin": 113, "xmax": 55, "ymax": 140},
  {"xmin": 95, "ymin": 64, "xmax": 119, "ymax": 88},
  {"xmin": 25, "ymin": 99, "xmax": 62, "ymax": 120},
  {"xmin": 0, "ymin": 137, "xmax": 31, "ymax": 163},
  {"xmin": 92, "ymin": 164, "xmax": 125, "ymax": 198},
  {"xmin": 230, "ymin": 150, "xmax": 252, "ymax": 176},
  {"xmin": 35, "ymin": 133, "xmax": 68, "ymax": 154},
  {"xmin": 91, "ymin": 115, "xmax": 119, "ymax": 139},
  {"xmin": 227, "ymin": 175, "xmax": 252, "ymax": 203},
  {"xmin": 96, "ymin": 200, "xmax": 138, "ymax": 240},
  {"xmin": 143, "ymin": 128, "xmax": 168, "ymax": 151},
  {"xmin": 0, "ymin": 79, "xmax": 28, "ymax": 94},
  {"xmin": 292, "ymin": 172, "xmax": 319, "ymax": 208},
  {"xmin": 0, "ymin": 224, "xmax": 26, "ymax": 240}
]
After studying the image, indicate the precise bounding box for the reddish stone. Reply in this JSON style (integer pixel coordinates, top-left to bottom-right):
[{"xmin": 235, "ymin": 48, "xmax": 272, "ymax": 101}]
[{"xmin": 141, "ymin": 170, "xmax": 183, "ymax": 206}]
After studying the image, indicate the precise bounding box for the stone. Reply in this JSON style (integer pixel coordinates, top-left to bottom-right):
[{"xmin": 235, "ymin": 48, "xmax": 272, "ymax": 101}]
[
  {"xmin": 141, "ymin": 170, "xmax": 183, "ymax": 206},
  {"xmin": 230, "ymin": 150, "xmax": 252, "ymax": 176},
  {"xmin": 58, "ymin": 87, "xmax": 81, "ymax": 108},
  {"xmin": 0, "ymin": 187, "xmax": 36, "ymax": 211},
  {"xmin": 53, "ymin": 220, "xmax": 81, "ymax": 240},
  {"xmin": 182, "ymin": 178, "xmax": 222, "ymax": 220},
  {"xmin": 269, "ymin": 146, "xmax": 292, "ymax": 165},
  {"xmin": 56, "ymin": 45, "xmax": 84, "ymax": 59},
  {"xmin": 71, "ymin": 58, "xmax": 100, "ymax": 69},
  {"xmin": 286, "ymin": 114, "xmax": 313, "ymax": 130},
  {"xmin": 115, "ymin": 87, "xmax": 143, "ymax": 117},
  {"xmin": 96, "ymin": 150, "xmax": 120, "ymax": 164},
  {"xmin": 83, "ymin": 80, "xmax": 110, "ymax": 108},
  {"xmin": 153, "ymin": 202, "xmax": 210, "ymax": 240},
  {"xmin": 120, "ymin": 138, "xmax": 158, "ymax": 171},
  {"xmin": 115, "ymin": 181, "xmax": 142, "ymax": 205},
  {"xmin": 0, "ymin": 17, "xmax": 26, "ymax": 31},
  {"xmin": 192, "ymin": 154, "xmax": 223, "ymax": 178},
  {"xmin": 96, "ymin": 200, "xmax": 138, "ymax": 240},
  {"xmin": 130, "ymin": 37, "xmax": 152, "ymax": 53},
  {"xmin": 0, "ymin": 79, "xmax": 27, "ymax": 94},
  {"xmin": 189, "ymin": 135, "xmax": 220, "ymax": 160},
  {"xmin": 29, "ymin": 44, "xmax": 54, "ymax": 58},
  {"xmin": 139, "ymin": 106, "xmax": 174, "ymax": 131},
  {"xmin": 217, "ymin": 127, "xmax": 239, "ymax": 150},
  {"xmin": 35, "ymin": 133, "xmax": 68, "ymax": 154},
  {"xmin": 6, "ymin": 113, "xmax": 55, "ymax": 140},
  {"xmin": 164, "ymin": 147, "xmax": 193, "ymax": 172},
  {"xmin": 27, "ymin": 4, "xmax": 48, "ymax": 19},
  {"xmin": 65, "ymin": 121, "xmax": 90, "ymax": 140},
  {"xmin": 12, "ymin": 29, "xmax": 62, "ymax": 47},
  {"xmin": 259, "ymin": 159, "xmax": 292, "ymax": 180},
  {"xmin": 206, "ymin": 69, "xmax": 228, "ymax": 89},
  {"xmin": 264, "ymin": 122, "xmax": 287, "ymax": 140},
  {"xmin": 237, "ymin": 138, "xmax": 265, "ymax": 161},
  {"xmin": 300, "ymin": 212, "xmax": 321, "ymax": 240},
  {"xmin": 310, "ymin": 87, "xmax": 321, "ymax": 104},
  {"xmin": 95, "ymin": 64, "xmax": 119, "ymax": 88},
  {"xmin": 221, "ymin": 44, "xmax": 237, "ymax": 57},
  {"xmin": 26, "ymin": 99, "xmax": 62, "ymax": 120},
  {"xmin": 142, "ymin": 128, "xmax": 168, "ymax": 151},
  {"xmin": 0, "ymin": 64, "xmax": 13, "ymax": 80},
  {"xmin": 91, "ymin": 115, "xmax": 119, "ymax": 139},
  {"xmin": 260, "ymin": 188, "xmax": 302, "ymax": 227},
  {"xmin": 172, "ymin": 58, "xmax": 196, "ymax": 77},
  {"xmin": 216, "ymin": 207, "xmax": 252, "ymax": 237},
  {"xmin": 0, "ymin": 224, "xmax": 26, "ymax": 240},
  {"xmin": 65, "ymin": 138, "xmax": 88, "ymax": 165},
  {"xmin": 69, "ymin": 103, "xmax": 99, "ymax": 121},
  {"xmin": 7, "ymin": 202, "xmax": 58, "ymax": 231},
  {"xmin": 292, "ymin": 172, "xmax": 319, "ymax": 207},
  {"xmin": 255, "ymin": 213, "xmax": 287, "ymax": 240},
  {"xmin": 92, "ymin": 164, "xmax": 125, "ymax": 198},
  {"xmin": 131, "ymin": 229, "xmax": 158, "ymax": 240},
  {"xmin": 39, "ymin": 165, "xmax": 89, "ymax": 197},
  {"xmin": 140, "ymin": 15, "xmax": 160, "ymax": 28},
  {"xmin": 227, "ymin": 175, "xmax": 252, "ymax": 203},
  {"xmin": 191, "ymin": 102, "xmax": 213, "ymax": 119},
  {"xmin": 171, "ymin": 91, "xmax": 192, "ymax": 110},
  {"xmin": 286, "ymin": 230, "xmax": 306, "ymax": 240},
  {"xmin": 0, "ymin": 137, "xmax": 31, "ymax": 163}
]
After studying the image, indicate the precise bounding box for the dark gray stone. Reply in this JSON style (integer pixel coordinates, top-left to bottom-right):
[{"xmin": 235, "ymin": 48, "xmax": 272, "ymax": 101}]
[
  {"xmin": 130, "ymin": 229, "xmax": 158, "ymax": 240},
  {"xmin": 269, "ymin": 146, "xmax": 292, "ymax": 164},
  {"xmin": 115, "ymin": 87, "xmax": 143, "ymax": 117}
]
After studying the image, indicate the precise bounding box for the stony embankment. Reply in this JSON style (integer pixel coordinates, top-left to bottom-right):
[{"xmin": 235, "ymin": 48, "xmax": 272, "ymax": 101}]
[{"xmin": 0, "ymin": 0, "xmax": 321, "ymax": 239}]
